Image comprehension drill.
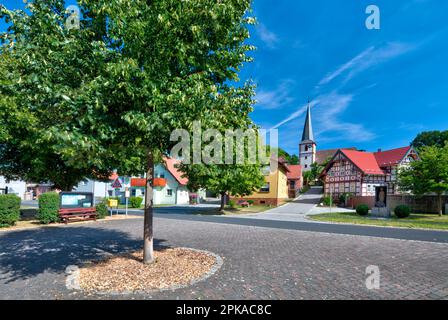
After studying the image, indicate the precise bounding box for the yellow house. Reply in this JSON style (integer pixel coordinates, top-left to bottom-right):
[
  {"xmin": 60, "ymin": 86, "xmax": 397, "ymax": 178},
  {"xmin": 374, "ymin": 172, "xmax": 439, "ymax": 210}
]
[{"xmin": 233, "ymin": 158, "xmax": 290, "ymax": 206}]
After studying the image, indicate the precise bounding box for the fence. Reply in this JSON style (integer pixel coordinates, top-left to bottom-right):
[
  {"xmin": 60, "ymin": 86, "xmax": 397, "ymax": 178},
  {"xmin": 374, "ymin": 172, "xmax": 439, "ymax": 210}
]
[{"xmin": 349, "ymin": 194, "xmax": 448, "ymax": 214}]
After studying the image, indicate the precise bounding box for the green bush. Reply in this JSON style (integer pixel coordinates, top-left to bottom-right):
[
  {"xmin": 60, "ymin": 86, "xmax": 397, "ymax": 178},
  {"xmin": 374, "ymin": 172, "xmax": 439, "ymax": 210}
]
[
  {"xmin": 0, "ymin": 194, "xmax": 21, "ymax": 227},
  {"xmin": 96, "ymin": 200, "xmax": 108, "ymax": 219},
  {"xmin": 322, "ymin": 196, "xmax": 332, "ymax": 206},
  {"xmin": 129, "ymin": 196, "xmax": 143, "ymax": 208},
  {"xmin": 228, "ymin": 200, "xmax": 236, "ymax": 209},
  {"xmin": 247, "ymin": 200, "xmax": 254, "ymax": 206},
  {"xmin": 38, "ymin": 192, "xmax": 60, "ymax": 224},
  {"xmin": 356, "ymin": 204, "xmax": 369, "ymax": 216},
  {"xmin": 394, "ymin": 205, "xmax": 411, "ymax": 219}
]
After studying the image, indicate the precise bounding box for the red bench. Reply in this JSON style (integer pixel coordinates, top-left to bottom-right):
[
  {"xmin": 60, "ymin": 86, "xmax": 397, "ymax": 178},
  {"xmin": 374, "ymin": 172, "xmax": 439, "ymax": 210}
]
[
  {"xmin": 58, "ymin": 207, "xmax": 97, "ymax": 224},
  {"xmin": 238, "ymin": 200, "xmax": 250, "ymax": 208}
]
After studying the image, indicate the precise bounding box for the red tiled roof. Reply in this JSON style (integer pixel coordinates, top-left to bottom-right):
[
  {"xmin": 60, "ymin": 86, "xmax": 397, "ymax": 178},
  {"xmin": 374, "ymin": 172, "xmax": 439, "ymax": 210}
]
[
  {"xmin": 131, "ymin": 178, "xmax": 146, "ymax": 187},
  {"xmin": 340, "ymin": 149, "xmax": 385, "ymax": 175},
  {"xmin": 374, "ymin": 146, "xmax": 411, "ymax": 167},
  {"xmin": 286, "ymin": 165, "xmax": 302, "ymax": 180},
  {"xmin": 164, "ymin": 157, "xmax": 189, "ymax": 185},
  {"xmin": 316, "ymin": 147, "xmax": 357, "ymax": 165}
]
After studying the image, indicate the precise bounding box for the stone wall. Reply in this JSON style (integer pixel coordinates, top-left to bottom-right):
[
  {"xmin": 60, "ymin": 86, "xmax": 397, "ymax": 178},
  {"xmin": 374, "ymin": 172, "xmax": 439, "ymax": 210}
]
[
  {"xmin": 387, "ymin": 195, "xmax": 448, "ymax": 214},
  {"xmin": 349, "ymin": 195, "xmax": 448, "ymax": 214}
]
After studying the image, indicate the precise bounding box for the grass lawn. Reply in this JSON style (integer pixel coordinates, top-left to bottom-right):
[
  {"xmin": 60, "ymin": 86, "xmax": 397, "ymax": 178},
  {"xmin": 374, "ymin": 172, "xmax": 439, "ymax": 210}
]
[
  {"xmin": 198, "ymin": 205, "xmax": 273, "ymax": 216},
  {"xmin": 308, "ymin": 212, "xmax": 448, "ymax": 231}
]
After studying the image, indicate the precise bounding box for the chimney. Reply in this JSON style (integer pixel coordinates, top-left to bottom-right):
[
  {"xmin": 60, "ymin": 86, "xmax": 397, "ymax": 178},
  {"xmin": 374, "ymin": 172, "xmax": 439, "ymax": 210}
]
[{"xmin": 377, "ymin": 148, "xmax": 382, "ymax": 153}]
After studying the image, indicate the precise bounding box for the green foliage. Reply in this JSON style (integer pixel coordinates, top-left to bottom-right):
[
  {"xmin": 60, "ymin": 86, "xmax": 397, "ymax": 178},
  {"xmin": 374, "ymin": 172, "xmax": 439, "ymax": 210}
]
[
  {"xmin": 339, "ymin": 193, "xmax": 351, "ymax": 205},
  {"xmin": 1, "ymin": 0, "xmax": 257, "ymax": 260},
  {"xmin": 399, "ymin": 143, "xmax": 448, "ymax": 215},
  {"xmin": 356, "ymin": 204, "xmax": 369, "ymax": 216},
  {"xmin": 412, "ymin": 131, "xmax": 448, "ymax": 150},
  {"xmin": 228, "ymin": 200, "xmax": 236, "ymax": 209},
  {"xmin": 38, "ymin": 192, "xmax": 60, "ymax": 224},
  {"xmin": 0, "ymin": 194, "xmax": 21, "ymax": 227},
  {"xmin": 95, "ymin": 201, "xmax": 108, "ymax": 219},
  {"xmin": 129, "ymin": 196, "xmax": 143, "ymax": 208},
  {"xmin": 247, "ymin": 200, "xmax": 254, "ymax": 205},
  {"xmin": 394, "ymin": 205, "xmax": 411, "ymax": 219},
  {"xmin": 267, "ymin": 147, "xmax": 299, "ymax": 165},
  {"xmin": 322, "ymin": 196, "xmax": 332, "ymax": 206}
]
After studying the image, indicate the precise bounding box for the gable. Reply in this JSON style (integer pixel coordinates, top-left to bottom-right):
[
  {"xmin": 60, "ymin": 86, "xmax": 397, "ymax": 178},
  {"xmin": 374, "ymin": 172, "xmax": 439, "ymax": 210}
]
[{"xmin": 322, "ymin": 151, "xmax": 364, "ymax": 178}]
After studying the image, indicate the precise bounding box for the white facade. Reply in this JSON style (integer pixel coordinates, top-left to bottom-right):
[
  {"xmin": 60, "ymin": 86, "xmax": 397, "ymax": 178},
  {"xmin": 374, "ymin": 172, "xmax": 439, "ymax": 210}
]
[
  {"xmin": 74, "ymin": 179, "xmax": 114, "ymax": 199},
  {"xmin": 0, "ymin": 176, "xmax": 27, "ymax": 200}
]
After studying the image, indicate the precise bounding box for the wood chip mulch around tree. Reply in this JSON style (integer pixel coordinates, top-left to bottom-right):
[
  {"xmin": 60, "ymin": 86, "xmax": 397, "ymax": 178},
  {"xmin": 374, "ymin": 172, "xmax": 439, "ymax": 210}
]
[{"xmin": 78, "ymin": 248, "xmax": 218, "ymax": 294}]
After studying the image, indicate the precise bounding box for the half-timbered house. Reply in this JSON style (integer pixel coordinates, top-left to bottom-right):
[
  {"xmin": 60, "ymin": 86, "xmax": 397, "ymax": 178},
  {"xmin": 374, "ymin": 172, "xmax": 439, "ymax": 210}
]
[{"xmin": 320, "ymin": 147, "xmax": 419, "ymax": 198}]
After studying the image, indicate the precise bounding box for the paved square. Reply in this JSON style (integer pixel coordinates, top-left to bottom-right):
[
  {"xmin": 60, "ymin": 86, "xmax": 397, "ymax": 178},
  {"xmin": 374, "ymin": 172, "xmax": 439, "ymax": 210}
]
[{"xmin": 0, "ymin": 217, "xmax": 447, "ymax": 300}]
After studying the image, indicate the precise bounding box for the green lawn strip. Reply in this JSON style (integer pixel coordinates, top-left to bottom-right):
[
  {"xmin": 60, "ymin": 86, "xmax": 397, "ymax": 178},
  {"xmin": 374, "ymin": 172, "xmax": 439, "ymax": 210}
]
[
  {"xmin": 308, "ymin": 212, "xmax": 448, "ymax": 231},
  {"xmin": 197, "ymin": 205, "xmax": 273, "ymax": 216}
]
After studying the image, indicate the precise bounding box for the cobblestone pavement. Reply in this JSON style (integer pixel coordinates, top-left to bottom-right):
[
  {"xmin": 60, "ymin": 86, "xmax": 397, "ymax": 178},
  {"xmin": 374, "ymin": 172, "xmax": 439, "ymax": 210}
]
[{"xmin": 1, "ymin": 217, "xmax": 447, "ymax": 300}]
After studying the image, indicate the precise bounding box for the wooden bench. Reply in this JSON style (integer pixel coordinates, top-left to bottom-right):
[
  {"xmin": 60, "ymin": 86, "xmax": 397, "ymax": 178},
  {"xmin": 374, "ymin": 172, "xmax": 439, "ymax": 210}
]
[
  {"xmin": 58, "ymin": 207, "xmax": 97, "ymax": 224},
  {"xmin": 238, "ymin": 200, "xmax": 250, "ymax": 208}
]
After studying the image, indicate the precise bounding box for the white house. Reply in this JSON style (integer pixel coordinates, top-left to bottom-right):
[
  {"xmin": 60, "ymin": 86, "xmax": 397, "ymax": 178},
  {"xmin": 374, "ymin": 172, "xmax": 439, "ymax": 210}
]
[
  {"xmin": 0, "ymin": 176, "xmax": 27, "ymax": 200},
  {"xmin": 131, "ymin": 158, "xmax": 191, "ymax": 205}
]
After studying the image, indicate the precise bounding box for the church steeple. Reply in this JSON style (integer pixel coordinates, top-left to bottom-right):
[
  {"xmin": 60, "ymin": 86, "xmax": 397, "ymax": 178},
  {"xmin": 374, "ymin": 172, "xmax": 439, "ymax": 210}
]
[
  {"xmin": 301, "ymin": 101, "xmax": 314, "ymax": 142},
  {"xmin": 299, "ymin": 100, "xmax": 317, "ymax": 172}
]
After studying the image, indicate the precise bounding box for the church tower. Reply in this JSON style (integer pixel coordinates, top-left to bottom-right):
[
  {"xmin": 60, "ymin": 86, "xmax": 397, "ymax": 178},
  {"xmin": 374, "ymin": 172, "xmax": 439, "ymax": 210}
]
[{"xmin": 299, "ymin": 102, "xmax": 316, "ymax": 172}]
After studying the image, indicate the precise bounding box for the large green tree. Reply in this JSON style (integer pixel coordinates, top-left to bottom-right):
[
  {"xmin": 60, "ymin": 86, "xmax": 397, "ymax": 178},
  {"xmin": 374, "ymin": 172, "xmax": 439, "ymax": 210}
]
[
  {"xmin": 1, "ymin": 0, "xmax": 256, "ymax": 263},
  {"xmin": 411, "ymin": 130, "xmax": 448, "ymax": 150},
  {"xmin": 398, "ymin": 143, "xmax": 448, "ymax": 216}
]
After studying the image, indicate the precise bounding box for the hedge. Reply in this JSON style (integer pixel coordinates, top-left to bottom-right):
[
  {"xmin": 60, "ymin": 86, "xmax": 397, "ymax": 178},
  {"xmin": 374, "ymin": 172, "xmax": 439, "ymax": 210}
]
[
  {"xmin": 0, "ymin": 194, "xmax": 21, "ymax": 227},
  {"xmin": 394, "ymin": 205, "xmax": 411, "ymax": 219},
  {"xmin": 129, "ymin": 196, "xmax": 143, "ymax": 208},
  {"xmin": 96, "ymin": 200, "xmax": 108, "ymax": 219},
  {"xmin": 38, "ymin": 192, "xmax": 60, "ymax": 224},
  {"xmin": 356, "ymin": 204, "xmax": 369, "ymax": 216}
]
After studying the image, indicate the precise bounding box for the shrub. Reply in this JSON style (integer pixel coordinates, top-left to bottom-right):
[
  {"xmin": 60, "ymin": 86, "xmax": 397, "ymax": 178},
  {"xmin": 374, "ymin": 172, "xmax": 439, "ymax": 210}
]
[
  {"xmin": 247, "ymin": 200, "xmax": 254, "ymax": 206},
  {"xmin": 228, "ymin": 200, "xmax": 236, "ymax": 209},
  {"xmin": 394, "ymin": 205, "xmax": 411, "ymax": 219},
  {"xmin": 322, "ymin": 196, "xmax": 332, "ymax": 206},
  {"xmin": 96, "ymin": 200, "xmax": 108, "ymax": 219},
  {"xmin": 0, "ymin": 194, "xmax": 21, "ymax": 227},
  {"xmin": 129, "ymin": 196, "xmax": 143, "ymax": 208},
  {"xmin": 356, "ymin": 204, "xmax": 369, "ymax": 216},
  {"xmin": 38, "ymin": 192, "xmax": 60, "ymax": 224}
]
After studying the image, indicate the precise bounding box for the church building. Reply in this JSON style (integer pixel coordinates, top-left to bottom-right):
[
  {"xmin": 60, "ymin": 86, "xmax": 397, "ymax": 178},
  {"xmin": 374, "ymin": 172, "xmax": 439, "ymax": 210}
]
[{"xmin": 299, "ymin": 103, "xmax": 316, "ymax": 172}]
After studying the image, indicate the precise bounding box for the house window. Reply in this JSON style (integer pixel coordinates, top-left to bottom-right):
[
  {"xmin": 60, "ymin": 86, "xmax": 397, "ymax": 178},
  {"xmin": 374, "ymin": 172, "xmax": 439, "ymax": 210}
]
[
  {"xmin": 305, "ymin": 156, "xmax": 308, "ymax": 160},
  {"xmin": 260, "ymin": 183, "xmax": 270, "ymax": 193},
  {"xmin": 304, "ymin": 164, "xmax": 308, "ymax": 169},
  {"xmin": 289, "ymin": 180, "xmax": 295, "ymax": 189},
  {"xmin": 131, "ymin": 189, "xmax": 136, "ymax": 197},
  {"xmin": 167, "ymin": 189, "xmax": 173, "ymax": 197}
]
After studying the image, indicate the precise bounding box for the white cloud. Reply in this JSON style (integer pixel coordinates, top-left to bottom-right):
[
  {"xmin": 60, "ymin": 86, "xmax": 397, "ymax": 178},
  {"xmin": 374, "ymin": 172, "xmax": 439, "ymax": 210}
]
[
  {"xmin": 314, "ymin": 92, "xmax": 376, "ymax": 143},
  {"xmin": 256, "ymin": 80, "xmax": 295, "ymax": 110},
  {"xmin": 256, "ymin": 23, "xmax": 279, "ymax": 49},
  {"xmin": 318, "ymin": 42, "xmax": 415, "ymax": 87},
  {"xmin": 272, "ymin": 103, "xmax": 308, "ymax": 129}
]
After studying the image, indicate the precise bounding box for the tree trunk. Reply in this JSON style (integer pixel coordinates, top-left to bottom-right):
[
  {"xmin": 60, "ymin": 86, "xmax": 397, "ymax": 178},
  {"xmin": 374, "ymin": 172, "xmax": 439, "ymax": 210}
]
[
  {"xmin": 438, "ymin": 193, "xmax": 443, "ymax": 217},
  {"xmin": 143, "ymin": 151, "xmax": 155, "ymax": 264},
  {"xmin": 219, "ymin": 192, "xmax": 226, "ymax": 211}
]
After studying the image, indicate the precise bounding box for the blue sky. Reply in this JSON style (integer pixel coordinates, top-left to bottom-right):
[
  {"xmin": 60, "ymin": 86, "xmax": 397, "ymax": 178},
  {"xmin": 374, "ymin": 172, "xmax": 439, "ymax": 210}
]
[{"xmin": 2, "ymin": 0, "xmax": 448, "ymax": 155}]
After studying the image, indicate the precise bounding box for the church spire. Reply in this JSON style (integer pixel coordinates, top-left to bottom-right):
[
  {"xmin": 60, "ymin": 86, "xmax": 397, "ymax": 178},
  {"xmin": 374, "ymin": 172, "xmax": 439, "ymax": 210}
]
[{"xmin": 301, "ymin": 100, "xmax": 314, "ymax": 142}]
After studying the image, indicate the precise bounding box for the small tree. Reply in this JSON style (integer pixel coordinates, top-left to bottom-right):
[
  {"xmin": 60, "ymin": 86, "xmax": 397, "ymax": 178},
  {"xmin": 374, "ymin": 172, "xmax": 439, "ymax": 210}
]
[
  {"xmin": 398, "ymin": 143, "xmax": 448, "ymax": 216},
  {"xmin": 181, "ymin": 163, "xmax": 265, "ymax": 211}
]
